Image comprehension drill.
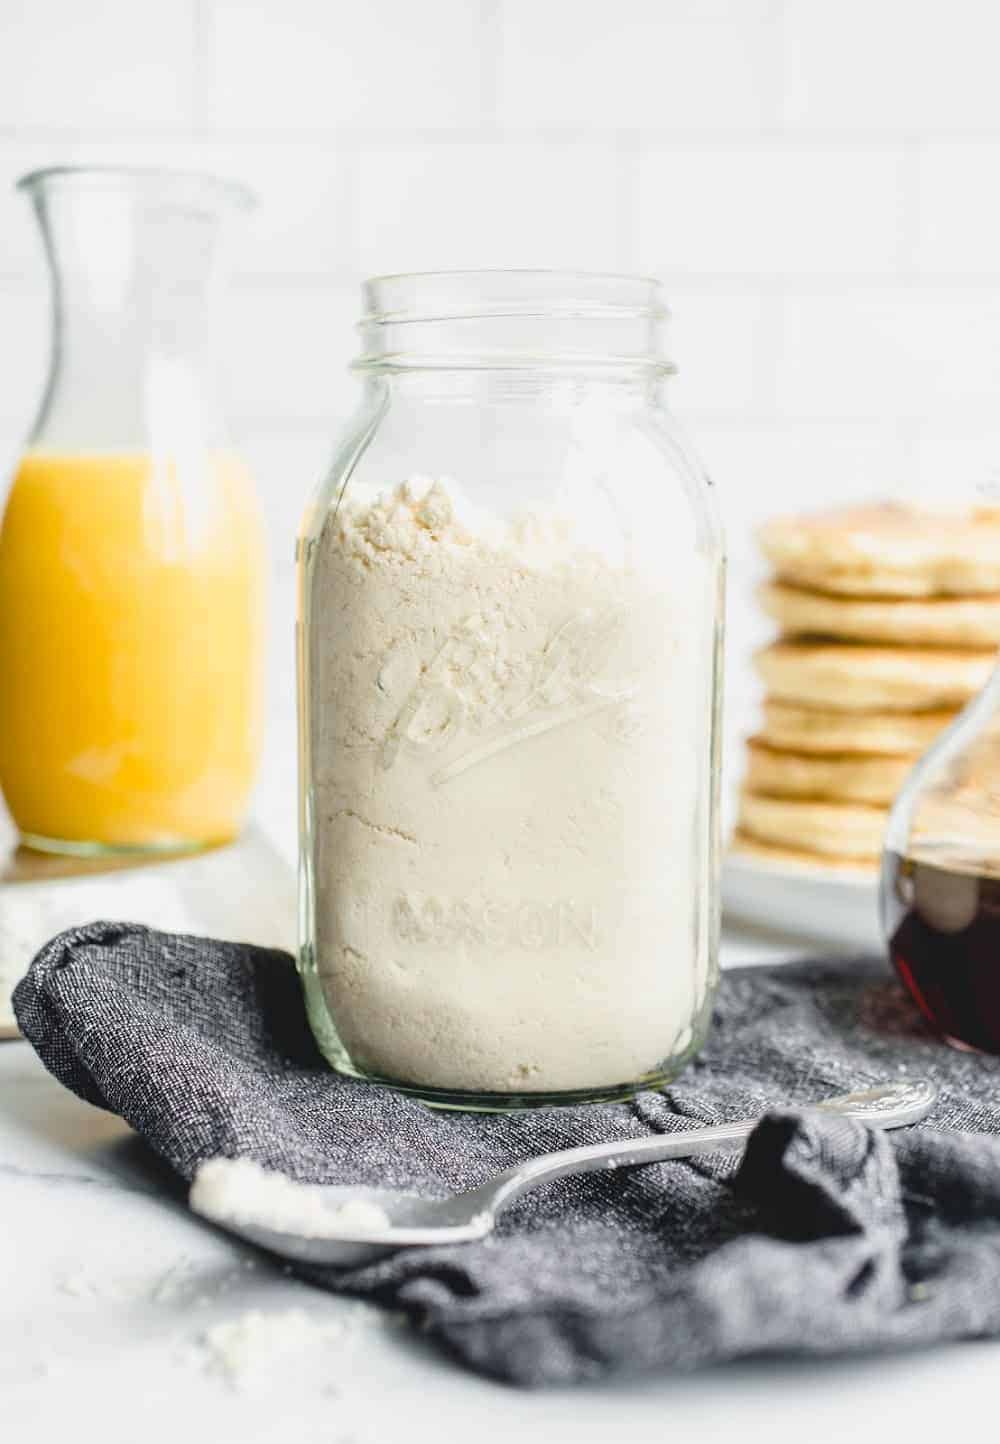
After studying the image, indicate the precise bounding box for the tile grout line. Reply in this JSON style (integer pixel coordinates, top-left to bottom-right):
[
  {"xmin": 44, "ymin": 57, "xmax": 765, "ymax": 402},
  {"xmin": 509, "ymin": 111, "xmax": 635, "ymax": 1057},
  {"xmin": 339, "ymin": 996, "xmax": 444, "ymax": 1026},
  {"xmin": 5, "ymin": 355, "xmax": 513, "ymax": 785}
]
[
  {"xmin": 763, "ymin": 0, "xmax": 789, "ymax": 134},
  {"xmin": 480, "ymin": 0, "xmax": 502, "ymax": 131},
  {"xmin": 190, "ymin": 0, "xmax": 212, "ymax": 137},
  {"xmin": 9, "ymin": 272, "xmax": 1000, "ymax": 295},
  {"xmin": 11, "ymin": 123, "xmax": 1000, "ymax": 146},
  {"xmin": 751, "ymin": 290, "xmax": 784, "ymax": 419},
  {"xmin": 895, "ymin": 137, "xmax": 923, "ymax": 279},
  {"xmin": 616, "ymin": 132, "xmax": 640, "ymax": 274}
]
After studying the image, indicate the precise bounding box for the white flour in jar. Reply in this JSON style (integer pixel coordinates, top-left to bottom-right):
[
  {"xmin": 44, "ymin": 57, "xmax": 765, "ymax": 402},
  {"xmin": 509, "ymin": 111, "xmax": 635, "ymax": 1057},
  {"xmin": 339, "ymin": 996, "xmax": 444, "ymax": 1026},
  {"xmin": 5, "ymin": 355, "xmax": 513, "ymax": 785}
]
[{"xmin": 308, "ymin": 476, "xmax": 711, "ymax": 1094}]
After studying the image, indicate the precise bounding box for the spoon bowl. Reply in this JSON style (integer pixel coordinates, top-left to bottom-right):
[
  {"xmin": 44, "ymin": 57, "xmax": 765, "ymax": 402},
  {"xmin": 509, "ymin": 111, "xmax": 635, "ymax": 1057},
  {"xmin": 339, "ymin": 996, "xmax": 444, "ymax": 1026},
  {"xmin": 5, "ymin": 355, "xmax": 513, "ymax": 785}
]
[{"xmin": 203, "ymin": 1185, "xmax": 494, "ymax": 1268}]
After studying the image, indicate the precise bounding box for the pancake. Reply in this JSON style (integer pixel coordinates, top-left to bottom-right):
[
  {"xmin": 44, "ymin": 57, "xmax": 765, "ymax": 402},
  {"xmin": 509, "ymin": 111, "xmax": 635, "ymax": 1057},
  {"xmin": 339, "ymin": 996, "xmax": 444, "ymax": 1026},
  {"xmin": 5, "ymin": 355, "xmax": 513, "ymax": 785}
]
[
  {"xmin": 758, "ymin": 699, "xmax": 957, "ymax": 756},
  {"xmin": 744, "ymin": 739, "xmax": 914, "ymax": 805},
  {"xmin": 755, "ymin": 640, "xmax": 993, "ymax": 712},
  {"xmin": 760, "ymin": 580, "xmax": 1000, "ymax": 647},
  {"xmin": 758, "ymin": 502, "xmax": 1000, "ymax": 597},
  {"xmin": 729, "ymin": 830, "xmax": 878, "ymax": 874},
  {"xmin": 737, "ymin": 791, "xmax": 886, "ymax": 861}
]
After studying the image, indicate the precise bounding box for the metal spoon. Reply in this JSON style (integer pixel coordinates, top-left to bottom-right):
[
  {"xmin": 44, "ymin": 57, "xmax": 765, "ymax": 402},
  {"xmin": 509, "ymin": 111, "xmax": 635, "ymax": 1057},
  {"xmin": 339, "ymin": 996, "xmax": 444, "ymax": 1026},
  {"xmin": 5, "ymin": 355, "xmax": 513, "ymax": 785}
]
[{"xmin": 190, "ymin": 1079, "xmax": 936, "ymax": 1269}]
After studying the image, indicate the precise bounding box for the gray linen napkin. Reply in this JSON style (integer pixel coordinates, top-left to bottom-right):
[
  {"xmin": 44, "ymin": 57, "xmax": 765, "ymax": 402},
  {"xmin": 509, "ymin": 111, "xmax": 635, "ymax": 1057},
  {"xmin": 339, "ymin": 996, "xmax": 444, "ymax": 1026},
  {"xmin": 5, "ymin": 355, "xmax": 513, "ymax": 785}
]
[{"xmin": 13, "ymin": 922, "xmax": 1000, "ymax": 1386}]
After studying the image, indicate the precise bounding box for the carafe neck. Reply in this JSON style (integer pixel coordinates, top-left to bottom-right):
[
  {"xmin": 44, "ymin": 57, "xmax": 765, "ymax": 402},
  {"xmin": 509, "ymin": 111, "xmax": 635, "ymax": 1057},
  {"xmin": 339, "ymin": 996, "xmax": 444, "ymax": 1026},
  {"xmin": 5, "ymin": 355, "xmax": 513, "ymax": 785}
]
[{"xmin": 20, "ymin": 168, "xmax": 252, "ymax": 453}]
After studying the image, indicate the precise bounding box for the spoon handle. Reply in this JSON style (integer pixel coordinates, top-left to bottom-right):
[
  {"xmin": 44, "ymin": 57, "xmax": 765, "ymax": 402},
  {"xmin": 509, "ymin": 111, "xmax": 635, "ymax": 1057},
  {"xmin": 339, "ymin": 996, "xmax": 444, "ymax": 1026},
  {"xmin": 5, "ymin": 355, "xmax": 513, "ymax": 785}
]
[{"xmin": 473, "ymin": 1079, "xmax": 936, "ymax": 1219}]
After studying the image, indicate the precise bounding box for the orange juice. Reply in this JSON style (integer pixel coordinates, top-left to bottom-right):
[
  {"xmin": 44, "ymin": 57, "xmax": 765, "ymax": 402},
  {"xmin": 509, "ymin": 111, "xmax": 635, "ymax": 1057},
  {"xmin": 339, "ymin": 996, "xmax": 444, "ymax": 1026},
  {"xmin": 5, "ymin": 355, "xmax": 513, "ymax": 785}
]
[{"xmin": 0, "ymin": 450, "xmax": 267, "ymax": 851}]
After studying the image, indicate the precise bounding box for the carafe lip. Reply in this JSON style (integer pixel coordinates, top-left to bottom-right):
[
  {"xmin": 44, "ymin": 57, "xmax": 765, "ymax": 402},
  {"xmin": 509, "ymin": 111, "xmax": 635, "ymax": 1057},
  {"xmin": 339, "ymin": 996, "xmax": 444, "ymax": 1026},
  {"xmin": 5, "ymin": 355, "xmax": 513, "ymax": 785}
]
[{"xmin": 16, "ymin": 165, "xmax": 256, "ymax": 213}]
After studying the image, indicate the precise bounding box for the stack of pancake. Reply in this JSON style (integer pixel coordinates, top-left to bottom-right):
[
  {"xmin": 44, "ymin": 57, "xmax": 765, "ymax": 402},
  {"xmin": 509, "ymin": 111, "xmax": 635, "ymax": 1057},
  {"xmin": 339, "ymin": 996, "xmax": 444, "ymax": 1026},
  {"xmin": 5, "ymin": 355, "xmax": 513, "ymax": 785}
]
[{"xmin": 733, "ymin": 502, "xmax": 1000, "ymax": 870}]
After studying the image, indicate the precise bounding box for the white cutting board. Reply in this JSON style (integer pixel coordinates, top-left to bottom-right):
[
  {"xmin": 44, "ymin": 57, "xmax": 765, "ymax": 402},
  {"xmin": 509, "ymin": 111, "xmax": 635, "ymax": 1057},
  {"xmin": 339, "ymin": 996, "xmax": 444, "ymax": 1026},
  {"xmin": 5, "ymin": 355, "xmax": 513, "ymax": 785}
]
[{"xmin": 0, "ymin": 812, "xmax": 297, "ymax": 1039}]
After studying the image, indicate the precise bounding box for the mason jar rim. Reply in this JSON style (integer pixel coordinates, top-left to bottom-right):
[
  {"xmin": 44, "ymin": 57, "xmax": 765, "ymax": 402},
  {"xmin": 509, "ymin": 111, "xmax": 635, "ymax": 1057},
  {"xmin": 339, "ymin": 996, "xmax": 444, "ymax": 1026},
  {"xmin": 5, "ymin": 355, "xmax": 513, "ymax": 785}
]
[
  {"xmin": 355, "ymin": 270, "xmax": 674, "ymax": 375},
  {"xmin": 361, "ymin": 269, "xmax": 668, "ymax": 323}
]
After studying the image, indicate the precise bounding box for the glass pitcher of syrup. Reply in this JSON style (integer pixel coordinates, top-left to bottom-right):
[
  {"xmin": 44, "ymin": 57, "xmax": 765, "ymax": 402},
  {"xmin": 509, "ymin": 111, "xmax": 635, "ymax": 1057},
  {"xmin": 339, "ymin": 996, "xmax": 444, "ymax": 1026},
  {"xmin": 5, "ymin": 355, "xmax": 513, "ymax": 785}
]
[
  {"xmin": 881, "ymin": 662, "xmax": 1000, "ymax": 1053},
  {"xmin": 0, "ymin": 167, "xmax": 267, "ymax": 856}
]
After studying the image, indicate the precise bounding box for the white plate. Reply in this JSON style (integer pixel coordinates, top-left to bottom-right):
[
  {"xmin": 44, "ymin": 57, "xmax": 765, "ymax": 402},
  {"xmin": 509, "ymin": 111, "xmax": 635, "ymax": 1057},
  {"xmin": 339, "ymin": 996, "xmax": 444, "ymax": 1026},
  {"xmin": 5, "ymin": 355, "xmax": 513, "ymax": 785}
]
[{"xmin": 722, "ymin": 848, "xmax": 882, "ymax": 954}]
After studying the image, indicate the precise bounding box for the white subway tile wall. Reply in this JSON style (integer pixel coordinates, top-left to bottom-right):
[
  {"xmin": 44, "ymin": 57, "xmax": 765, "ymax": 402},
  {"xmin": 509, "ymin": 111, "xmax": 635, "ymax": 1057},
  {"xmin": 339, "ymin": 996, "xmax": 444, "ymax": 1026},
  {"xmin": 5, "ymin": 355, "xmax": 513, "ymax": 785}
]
[
  {"xmin": 209, "ymin": 0, "xmax": 486, "ymax": 133},
  {"xmin": 496, "ymin": 0, "xmax": 777, "ymax": 132},
  {"xmin": 1, "ymin": 0, "xmax": 999, "ymax": 840},
  {"xmin": 636, "ymin": 143, "xmax": 909, "ymax": 278},
  {"xmin": 782, "ymin": 0, "xmax": 1000, "ymax": 134},
  {"xmin": 0, "ymin": 1, "xmax": 198, "ymax": 130},
  {"xmin": 357, "ymin": 141, "xmax": 625, "ymax": 272}
]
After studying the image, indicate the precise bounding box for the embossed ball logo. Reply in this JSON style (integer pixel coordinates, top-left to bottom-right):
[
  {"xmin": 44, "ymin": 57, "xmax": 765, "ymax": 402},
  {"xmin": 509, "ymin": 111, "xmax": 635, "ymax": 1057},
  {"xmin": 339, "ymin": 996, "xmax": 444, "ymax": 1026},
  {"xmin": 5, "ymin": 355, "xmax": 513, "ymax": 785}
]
[{"xmin": 378, "ymin": 607, "xmax": 638, "ymax": 784}]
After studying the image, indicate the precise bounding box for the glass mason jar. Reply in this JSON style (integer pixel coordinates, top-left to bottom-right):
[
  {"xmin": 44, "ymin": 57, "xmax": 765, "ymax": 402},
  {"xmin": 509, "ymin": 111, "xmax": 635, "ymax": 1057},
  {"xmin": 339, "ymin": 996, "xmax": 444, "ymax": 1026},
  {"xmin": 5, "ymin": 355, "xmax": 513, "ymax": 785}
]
[
  {"xmin": 297, "ymin": 271, "xmax": 724, "ymax": 1108},
  {"xmin": 0, "ymin": 167, "xmax": 267, "ymax": 856},
  {"xmin": 881, "ymin": 659, "xmax": 1000, "ymax": 1053}
]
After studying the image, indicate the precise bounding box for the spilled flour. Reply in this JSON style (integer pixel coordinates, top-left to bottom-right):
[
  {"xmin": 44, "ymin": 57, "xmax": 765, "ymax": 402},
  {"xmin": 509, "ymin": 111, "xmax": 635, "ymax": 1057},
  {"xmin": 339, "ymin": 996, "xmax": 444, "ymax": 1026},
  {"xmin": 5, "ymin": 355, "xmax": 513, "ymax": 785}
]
[
  {"xmin": 200, "ymin": 1300, "xmax": 391, "ymax": 1400},
  {"xmin": 203, "ymin": 1308, "xmax": 349, "ymax": 1395}
]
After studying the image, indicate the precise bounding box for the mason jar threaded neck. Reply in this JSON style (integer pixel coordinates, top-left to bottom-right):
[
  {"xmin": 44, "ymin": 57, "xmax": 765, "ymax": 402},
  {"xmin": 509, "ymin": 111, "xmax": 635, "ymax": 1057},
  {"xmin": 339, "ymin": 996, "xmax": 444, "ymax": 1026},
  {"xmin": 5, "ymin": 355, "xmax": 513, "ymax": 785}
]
[{"xmin": 355, "ymin": 270, "xmax": 674, "ymax": 376}]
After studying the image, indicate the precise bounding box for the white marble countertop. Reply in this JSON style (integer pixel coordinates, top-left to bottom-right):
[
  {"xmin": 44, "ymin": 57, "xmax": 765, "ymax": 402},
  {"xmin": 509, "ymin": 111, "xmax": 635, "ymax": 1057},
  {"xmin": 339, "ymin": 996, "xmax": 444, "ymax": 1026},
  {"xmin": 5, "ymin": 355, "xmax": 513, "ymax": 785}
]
[{"xmin": 2, "ymin": 795, "xmax": 997, "ymax": 1441}]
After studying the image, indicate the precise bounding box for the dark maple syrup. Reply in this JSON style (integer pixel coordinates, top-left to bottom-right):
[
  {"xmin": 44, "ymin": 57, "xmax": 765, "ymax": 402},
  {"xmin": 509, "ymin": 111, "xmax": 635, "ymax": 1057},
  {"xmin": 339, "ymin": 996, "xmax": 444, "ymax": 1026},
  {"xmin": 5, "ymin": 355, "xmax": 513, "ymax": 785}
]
[{"xmin": 883, "ymin": 849, "xmax": 1000, "ymax": 1054}]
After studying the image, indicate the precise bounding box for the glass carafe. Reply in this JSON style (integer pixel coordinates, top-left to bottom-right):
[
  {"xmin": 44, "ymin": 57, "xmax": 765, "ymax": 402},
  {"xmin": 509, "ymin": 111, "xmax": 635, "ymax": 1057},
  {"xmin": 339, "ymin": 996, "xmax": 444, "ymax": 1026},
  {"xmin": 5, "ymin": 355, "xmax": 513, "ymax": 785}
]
[
  {"xmin": 0, "ymin": 167, "xmax": 267, "ymax": 855},
  {"xmin": 297, "ymin": 270, "xmax": 724, "ymax": 1109},
  {"xmin": 881, "ymin": 660, "xmax": 1000, "ymax": 1053}
]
